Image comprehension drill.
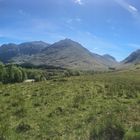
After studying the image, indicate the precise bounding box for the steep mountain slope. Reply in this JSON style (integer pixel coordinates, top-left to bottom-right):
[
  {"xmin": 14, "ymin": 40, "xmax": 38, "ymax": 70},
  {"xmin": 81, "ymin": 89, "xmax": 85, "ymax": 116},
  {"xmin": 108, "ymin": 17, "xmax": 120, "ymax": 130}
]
[
  {"xmin": 19, "ymin": 41, "xmax": 49, "ymax": 55},
  {"xmin": 0, "ymin": 43, "xmax": 19, "ymax": 62},
  {"xmin": 0, "ymin": 41, "xmax": 49, "ymax": 62},
  {"xmin": 102, "ymin": 54, "xmax": 118, "ymax": 66},
  {"xmin": 90, "ymin": 54, "xmax": 118, "ymax": 67},
  {"xmin": 122, "ymin": 49, "xmax": 140, "ymax": 64},
  {"xmin": 103, "ymin": 54, "xmax": 117, "ymax": 63},
  {"xmin": 116, "ymin": 49, "xmax": 140, "ymax": 70},
  {"xmin": 17, "ymin": 39, "xmax": 116, "ymax": 70}
]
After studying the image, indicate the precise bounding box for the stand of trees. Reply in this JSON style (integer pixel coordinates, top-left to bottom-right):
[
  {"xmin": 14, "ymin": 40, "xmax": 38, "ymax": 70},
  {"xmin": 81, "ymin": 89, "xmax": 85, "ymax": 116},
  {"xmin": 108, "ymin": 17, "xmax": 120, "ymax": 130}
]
[
  {"xmin": 0, "ymin": 63, "xmax": 27, "ymax": 84},
  {"xmin": 0, "ymin": 62, "xmax": 82, "ymax": 84},
  {"xmin": 0, "ymin": 62, "xmax": 46, "ymax": 84}
]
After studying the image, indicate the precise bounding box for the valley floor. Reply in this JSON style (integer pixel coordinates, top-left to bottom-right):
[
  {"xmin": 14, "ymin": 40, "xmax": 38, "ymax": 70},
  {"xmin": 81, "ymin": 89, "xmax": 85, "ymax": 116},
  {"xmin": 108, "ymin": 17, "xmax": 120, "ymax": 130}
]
[{"xmin": 0, "ymin": 70, "xmax": 140, "ymax": 140}]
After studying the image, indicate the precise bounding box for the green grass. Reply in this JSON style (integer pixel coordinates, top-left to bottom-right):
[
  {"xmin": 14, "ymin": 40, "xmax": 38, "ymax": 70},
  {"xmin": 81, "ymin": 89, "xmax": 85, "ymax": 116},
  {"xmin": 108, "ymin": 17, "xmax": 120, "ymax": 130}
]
[{"xmin": 0, "ymin": 69, "xmax": 140, "ymax": 140}]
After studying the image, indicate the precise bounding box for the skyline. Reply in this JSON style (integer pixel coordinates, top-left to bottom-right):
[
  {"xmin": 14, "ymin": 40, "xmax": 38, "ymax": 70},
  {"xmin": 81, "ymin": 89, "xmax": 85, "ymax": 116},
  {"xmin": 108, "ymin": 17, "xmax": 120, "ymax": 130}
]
[{"xmin": 0, "ymin": 0, "xmax": 140, "ymax": 61}]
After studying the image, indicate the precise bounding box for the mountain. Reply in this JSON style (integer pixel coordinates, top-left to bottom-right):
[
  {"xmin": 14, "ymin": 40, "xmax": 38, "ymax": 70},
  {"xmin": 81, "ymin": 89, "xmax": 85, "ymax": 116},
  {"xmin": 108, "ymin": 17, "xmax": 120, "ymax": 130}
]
[
  {"xmin": 0, "ymin": 41, "xmax": 49, "ymax": 62},
  {"xmin": 91, "ymin": 53, "xmax": 118, "ymax": 66},
  {"xmin": 13, "ymin": 39, "xmax": 117, "ymax": 70},
  {"xmin": 122, "ymin": 49, "xmax": 140, "ymax": 64},
  {"xmin": 102, "ymin": 54, "xmax": 118, "ymax": 66},
  {"xmin": 0, "ymin": 39, "xmax": 119, "ymax": 70},
  {"xmin": 103, "ymin": 54, "xmax": 116, "ymax": 62},
  {"xmin": 0, "ymin": 43, "xmax": 19, "ymax": 62},
  {"xmin": 19, "ymin": 41, "xmax": 49, "ymax": 55},
  {"xmin": 116, "ymin": 49, "xmax": 140, "ymax": 70}
]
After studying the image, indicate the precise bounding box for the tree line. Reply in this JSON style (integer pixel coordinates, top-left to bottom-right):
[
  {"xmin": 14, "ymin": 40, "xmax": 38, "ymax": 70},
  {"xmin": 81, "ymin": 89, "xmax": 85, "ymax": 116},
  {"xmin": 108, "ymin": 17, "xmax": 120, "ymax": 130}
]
[
  {"xmin": 0, "ymin": 62, "xmax": 82, "ymax": 84},
  {"xmin": 0, "ymin": 62, "xmax": 46, "ymax": 84}
]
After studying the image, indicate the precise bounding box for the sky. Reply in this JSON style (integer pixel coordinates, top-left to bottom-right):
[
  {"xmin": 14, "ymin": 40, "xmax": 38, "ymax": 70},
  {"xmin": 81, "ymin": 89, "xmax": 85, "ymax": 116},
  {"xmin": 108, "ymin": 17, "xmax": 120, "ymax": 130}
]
[{"xmin": 0, "ymin": 0, "xmax": 140, "ymax": 61}]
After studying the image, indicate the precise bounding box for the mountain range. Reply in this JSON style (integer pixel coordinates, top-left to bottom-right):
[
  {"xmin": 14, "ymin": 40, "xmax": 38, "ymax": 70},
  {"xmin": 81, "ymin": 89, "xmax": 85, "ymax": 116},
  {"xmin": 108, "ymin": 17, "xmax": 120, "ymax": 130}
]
[{"xmin": 0, "ymin": 39, "xmax": 139, "ymax": 70}]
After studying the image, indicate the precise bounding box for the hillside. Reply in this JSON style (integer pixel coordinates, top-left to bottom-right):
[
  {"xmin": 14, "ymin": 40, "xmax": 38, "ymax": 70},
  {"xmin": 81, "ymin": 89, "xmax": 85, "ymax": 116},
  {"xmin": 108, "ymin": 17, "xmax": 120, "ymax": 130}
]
[
  {"xmin": 0, "ymin": 41, "xmax": 49, "ymax": 63},
  {"xmin": 90, "ymin": 53, "xmax": 118, "ymax": 68},
  {"xmin": 25, "ymin": 39, "xmax": 108, "ymax": 70},
  {"xmin": 117, "ymin": 49, "xmax": 140, "ymax": 70},
  {"xmin": 0, "ymin": 70, "xmax": 139, "ymax": 139},
  {"xmin": 102, "ymin": 54, "xmax": 117, "ymax": 65},
  {"xmin": 12, "ymin": 39, "xmax": 118, "ymax": 70},
  {"xmin": 0, "ymin": 43, "xmax": 19, "ymax": 62},
  {"xmin": 122, "ymin": 49, "xmax": 140, "ymax": 64},
  {"xmin": 18, "ymin": 41, "xmax": 50, "ymax": 55}
]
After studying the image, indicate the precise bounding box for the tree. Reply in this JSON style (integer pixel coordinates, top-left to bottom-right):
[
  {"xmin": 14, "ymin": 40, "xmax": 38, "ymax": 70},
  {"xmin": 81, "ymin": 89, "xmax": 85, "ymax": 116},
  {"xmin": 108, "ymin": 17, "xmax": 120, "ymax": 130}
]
[
  {"xmin": 19, "ymin": 68, "xmax": 27, "ymax": 81},
  {"xmin": 0, "ymin": 62, "xmax": 6, "ymax": 82},
  {"xmin": 4, "ymin": 65, "xmax": 23, "ymax": 83}
]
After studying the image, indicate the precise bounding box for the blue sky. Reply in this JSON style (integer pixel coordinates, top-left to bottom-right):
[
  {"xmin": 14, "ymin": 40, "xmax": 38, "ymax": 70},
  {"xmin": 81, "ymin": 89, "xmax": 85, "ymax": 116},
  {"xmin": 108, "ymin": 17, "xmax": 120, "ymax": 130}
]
[{"xmin": 0, "ymin": 0, "xmax": 140, "ymax": 61}]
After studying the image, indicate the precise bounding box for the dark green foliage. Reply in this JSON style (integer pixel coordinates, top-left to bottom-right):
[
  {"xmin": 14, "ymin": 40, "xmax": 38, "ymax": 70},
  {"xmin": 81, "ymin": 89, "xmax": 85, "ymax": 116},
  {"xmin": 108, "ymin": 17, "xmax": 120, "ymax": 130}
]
[
  {"xmin": 25, "ymin": 70, "xmax": 46, "ymax": 82},
  {"xmin": 19, "ymin": 67, "xmax": 27, "ymax": 81},
  {"xmin": 108, "ymin": 67, "xmax": 116, "ymax": 71},
  {"xmin": 0, "ymin": 64, "xmax": 47, "ymax": 84},
  {"xmin": 2, "ymin": 65, "xmax": 26, "ymax": 83},
  {"xmin": 0, "ymin": 62, "xmax": 6, "ymax": 82},
  {"xmin": 16, "ymin": 122, "xmax": 31, "ymax": 133},
  {"xmin": 89, "ymin": 115, "xmax": 125, "ymax": 140},
  {"xmin": 5, "ymin": 65, "xmax": 23, "ymax": 83}
]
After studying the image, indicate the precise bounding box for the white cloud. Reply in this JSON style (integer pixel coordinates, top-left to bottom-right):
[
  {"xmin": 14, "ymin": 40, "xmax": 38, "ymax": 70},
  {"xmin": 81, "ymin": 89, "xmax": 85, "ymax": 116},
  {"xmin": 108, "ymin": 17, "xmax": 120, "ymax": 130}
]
[
  {"xmin": 115, "ymin": 0, "xmax": 138, "ymax": 15},
  {"xmin": 114, "ymin": 0, "xmax": 139, "ymax": 19},
  {"xmin": 74, "ymin": 0, "xmax": 83, "ymax": 5},
  {"xmin": 129, "ymin": 5, "xmax": 138, "ymax": 12}
]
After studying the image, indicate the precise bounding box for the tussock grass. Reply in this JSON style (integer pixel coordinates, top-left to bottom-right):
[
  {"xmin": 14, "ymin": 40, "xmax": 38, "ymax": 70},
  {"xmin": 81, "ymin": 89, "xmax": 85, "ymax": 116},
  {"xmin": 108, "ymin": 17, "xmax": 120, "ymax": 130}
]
[{"xmin": 0, "ymin": 70, "xmax": 140, "ymax": 139}]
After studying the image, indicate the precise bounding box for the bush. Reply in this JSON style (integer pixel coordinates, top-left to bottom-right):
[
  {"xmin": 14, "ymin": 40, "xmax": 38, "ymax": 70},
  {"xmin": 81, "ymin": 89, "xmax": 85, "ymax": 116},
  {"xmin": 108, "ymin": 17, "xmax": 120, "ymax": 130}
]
[
  {"xmin": 16, "ymin": 122, "xmax": 31, "ymax": 133},
  {"xmin": 89, "ymin": 116, "xmax": 125, "ymax": 140}
]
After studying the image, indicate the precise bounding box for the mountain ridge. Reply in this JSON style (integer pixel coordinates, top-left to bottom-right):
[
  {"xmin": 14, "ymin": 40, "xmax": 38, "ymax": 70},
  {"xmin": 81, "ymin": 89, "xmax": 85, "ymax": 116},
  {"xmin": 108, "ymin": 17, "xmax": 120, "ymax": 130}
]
[
  {"xmin": 0, "ymin": 39, "xmax": 140, "ymax": 70},
  {"xmin": 11, "ymin": 39, "xmax": 117, "ymax": 70},
  {"xmin": 0, "ymin": 41, "xmax": 50, "ymax": 62}
]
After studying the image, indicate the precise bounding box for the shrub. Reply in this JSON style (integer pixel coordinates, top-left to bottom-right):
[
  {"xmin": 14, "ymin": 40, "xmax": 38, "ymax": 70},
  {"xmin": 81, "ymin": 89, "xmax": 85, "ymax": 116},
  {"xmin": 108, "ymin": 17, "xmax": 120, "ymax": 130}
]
[
  {"xmin": 0, "ymin": 63, "xmax": 6, "ymax": 82},
  {"xmin": 89, "ymin": 116, "xmax": 125, "ymax": 140},
  {"xmin": 16, "ymin": 122, "xmax": 31, "ymax": 133}
]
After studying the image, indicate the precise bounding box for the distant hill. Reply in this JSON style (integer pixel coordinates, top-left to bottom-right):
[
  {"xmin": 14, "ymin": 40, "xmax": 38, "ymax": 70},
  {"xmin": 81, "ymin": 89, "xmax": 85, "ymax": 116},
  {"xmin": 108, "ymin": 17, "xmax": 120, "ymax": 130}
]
[
  {"xmin": 103, "ymin": 54, "xmax": 117, "ymax": 63},
  {"xmin": 90, "ymin": 54, "xmax": 118, "ymax": 67},
  {"xmin": 122, "ymin": 49, "xmax": 140, "ymax": 64},
  {"xmin": 0, "ymin": 43, "xmax": 18, "ymax": 62},
  {"xmin": 18, "ymin": 41, "xmax": 50, "ymax": 55},
  {"xmin": 0, "ymin": 39, "xmax": 119, "ymax": 70},
  {"xmin": 116, "ymin": 49, "xmax": 140, "ymax": 70},
  {"xmin": 0, "ymin": 41, "xmax": 49, "ymax": 62}
]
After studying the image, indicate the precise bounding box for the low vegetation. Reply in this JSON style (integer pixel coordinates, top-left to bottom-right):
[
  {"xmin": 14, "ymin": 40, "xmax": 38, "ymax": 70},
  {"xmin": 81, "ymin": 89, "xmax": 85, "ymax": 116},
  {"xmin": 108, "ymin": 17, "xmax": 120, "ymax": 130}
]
[{"xmin": 0, "ymin": 68, "xmax": 140, "ymax": 139}]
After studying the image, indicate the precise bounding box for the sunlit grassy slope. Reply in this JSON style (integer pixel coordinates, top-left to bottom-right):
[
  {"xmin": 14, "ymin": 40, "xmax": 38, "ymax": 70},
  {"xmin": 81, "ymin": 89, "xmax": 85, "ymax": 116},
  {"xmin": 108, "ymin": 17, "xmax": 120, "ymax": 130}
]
[{"xmin": 0, "ymin": 70, "xmax": 140, "ymax": 140}]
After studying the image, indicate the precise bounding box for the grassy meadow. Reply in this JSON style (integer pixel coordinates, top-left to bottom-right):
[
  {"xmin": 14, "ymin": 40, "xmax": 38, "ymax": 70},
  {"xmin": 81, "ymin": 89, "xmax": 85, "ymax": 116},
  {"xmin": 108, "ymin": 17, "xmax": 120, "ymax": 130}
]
[{"xmin": 0, "ymin": 69, "xmax": 140, "ymax": 140}]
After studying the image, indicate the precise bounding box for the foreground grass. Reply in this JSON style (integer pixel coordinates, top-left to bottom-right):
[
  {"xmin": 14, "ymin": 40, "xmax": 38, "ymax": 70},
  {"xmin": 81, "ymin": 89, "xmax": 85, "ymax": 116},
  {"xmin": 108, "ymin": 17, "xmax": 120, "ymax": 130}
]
[{"xmin": 0, "ymin": 70, "xmax": 140, "ymax": 140}]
